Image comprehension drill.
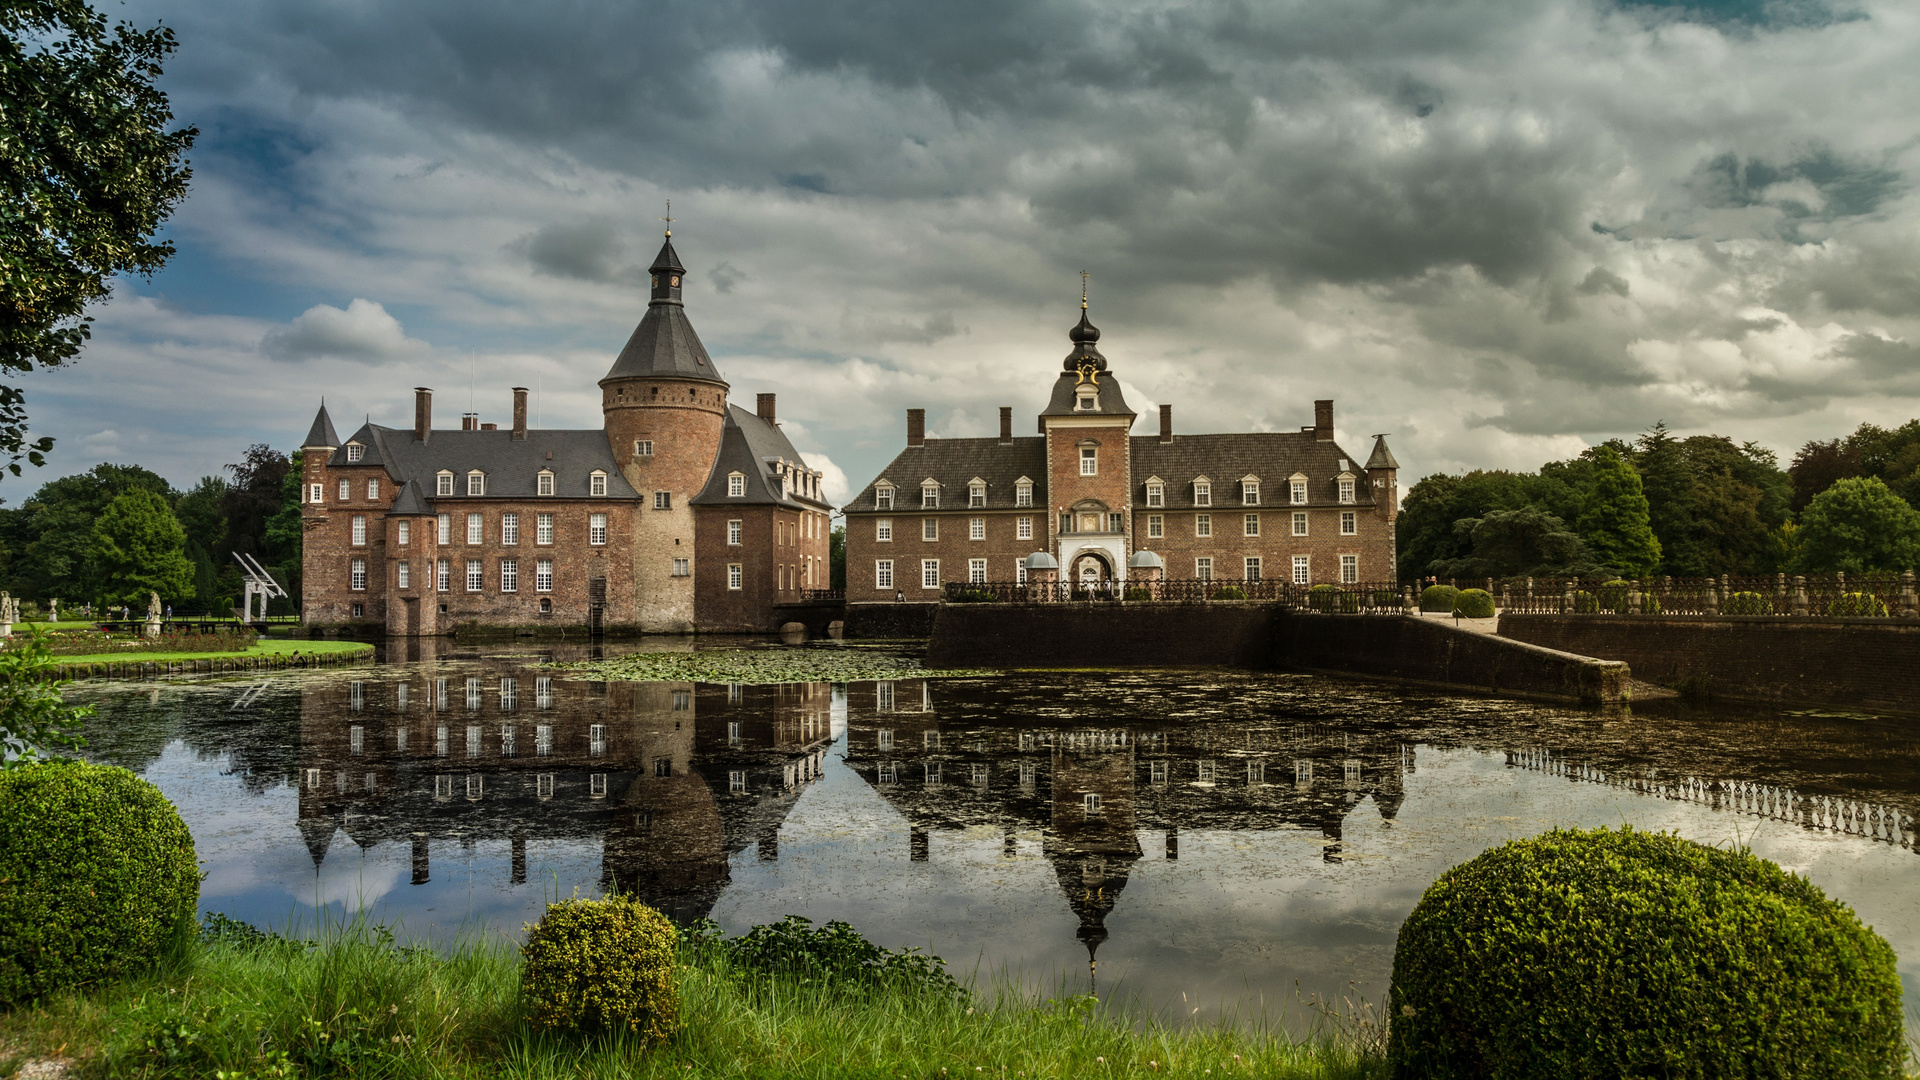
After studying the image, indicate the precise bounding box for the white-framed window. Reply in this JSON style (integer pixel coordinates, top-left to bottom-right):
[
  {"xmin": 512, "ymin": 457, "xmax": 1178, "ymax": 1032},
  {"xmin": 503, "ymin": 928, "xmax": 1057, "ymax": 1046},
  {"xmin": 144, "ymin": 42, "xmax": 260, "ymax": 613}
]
[
  {"xmin": 876, "ymin": 560, "xmax": 894, "ymax": 590},
  {"xmin": 1198, "ymin": 760, "xmax": 1217, "ymax": 785},
  {"xmin": 727, "ymin": 519, "xmax": 742, "ymax": 545},
  {"xmin": 537, "ymin": 471, "xmax": 553, "ymax": 496},
  {"xmin": 501, "ymin": 512, "xmax": 518, "ymax": 545},
  {"xmin": 1294, "ymin": 511, "xmax": 1309, "ymax": 536},
  {"xmin": 635, "ymin": 440, "xmax": 653, "ymax": 457},
  {"xmin": 466, "ymin": 559, "xmax": 484, "ymax": 591},
  {"xmin": 437, "ymin": 471, "xmax": 454, "ymax": 496},
  {"xmin": 876, "ymin": 484, "xmax": 894, "ymax": 509},
  {"xmin": 1147, "ymin": 481, "xmax": 1163, "ymax": 507},
  {"xmin": 969, "ymin": 558, "xmax": 987, "ymax": 584},
  {"xmin": 467, "ymin": 471, "xmax": 485, "ymax": 496},
  {"xmin": 1148, "ymin": 514, "xmax": 1163, "ymax": 538},
  {"xmin": 1341, "ymin": 510, "xmax": 1357, "ymax": 535},
  {"xmin": 1080, "ymin": 447, "xmax": 1097, "ymax": 475},
  {"xmin": 536, "ymin": 559, "xmax": 553, "ymax": 592},
  {"xmin": 1196, "ymin": 557, "xmax": 1213, "ymax": 581},
  {"xmin": 500, "ymin": 558, "xmax": 518, "ymax": 593},
  {"xmin": 1244, "ymin": 513, "xmax": 1260, "ymax": 537},
  {"xmin": 397, "ymin": 520, "xmax": 410, "ymax": 545},
  {"xmin": 1195, "ymin": 514, "xmax": 1212, "ymax": 537},
  {"xmin": 727, "ymin": 563, "xmax": 743, "ymax": 590},
  {"xmin": 309, "ymin": 482, "xmax": 323, "ymax": 504},
  {"xmin": 1015, "ymin": 480, "xmax": 1033, "ymax": 507},
  {"xmin": 1340, "ymin": 554, "xmax": 1359, "ymax": 584},
  {"xmin": 350, "ymin": 558, "xmax": 367, "ymax": 591},
  {"xmin": 921, "ymin": 482, "xmax": 939, "ymax": 508},
  {"xmin": 589, "ymin": 471, "xmax": 607, "ymax": 497},
  {"xmin": 437, "ymin": 513, "xmax": 451, "ymax": 544},
  {"xmin": 589, "ymin": 513, "xmax": 607, "ymax": 545},
  {"xmin": 397, "ymin": 560, "xmax": 411, "ymax": 589},
  {"xmin": 969, "ymin": 481, "xmax": 986, "ymax": 507},
  {"xmin": 337, "ymin": 478, "xmax": 351, "ymax": 501},
  {"xmin": 969, "ymin": 517, "xmax": 985, "ymax": 540},
  {"xmin": 876, "ymin": 518, "xmax": 892, "ymax": 542},
  {"xmin": 1017, "ymin": 516, "xmax": 1032, "ymax": 540},
  {"xmin": 1084, "ymin": 792, "xmax": 1102, "ymax": 814},
  {"xmin": 346, "ymin": 443, "xmax": 363, "ymax": 462},
  {"xmin": 672, "ymin": 558, "xmax": 688, "ymax": 577},
  {"xmin": 466, "ymin": 513, "xmax": 482, "ymax": 544},
  {"xmin": 1016, "ymin": 557, "xmax": 1029, "ymax": 584},
  {"xmin": 536, "ymin": 513, "xmax": 553, "ymax": 544},
  {"xmin": 653, "ymin": 490, "xmax": 670, "ymax": 510},
  {"xmin": 922, "ymin": 518, "xmax": 938, "ymax": 541},
  {"xmin": 367, "ymin": 479, "xmax": 381, "ymax": 500},
  {"xmin": 1339, "ymin": 477, "xmax": 1356, "ymax": 504},
  {"xmin": 922, "ymin": 559, "xmax": 940, "ymax": 589},
  {"xmin": 1248, "ymin": 760, "xmax": 1266, "ymax": 785},
  {"xmin": 536, "ymin": 727, "xmax": 552, "ymax": 758},
  {"xmin": 1242, "ymin": 480, "xmax": 1259, "ymax": 505},
  {"xmin": 351, "ymin": 515, "xmax": 366, "ymax": 545},
  {"xmin": 1109, "ymin": 512, "xmax": 1124, "ymax": 532},
  {"xmin": 1291, "ymin": 478, "xmax": 1308, "ymax": 505},
  {"xmin": 1194, "ymin": 480, "xmax": 1211, "ymax": 506},
  {"xmin": 1292, "ymin": 555, "xmax": 1309, "ymax": 584},
  {"xmin": 436, "ymin": 559, "xmax": 450, "ymax": 592},
  {"xmin": 1245, "ymin": 556, "xmax": 1262, "ymax": 581}
]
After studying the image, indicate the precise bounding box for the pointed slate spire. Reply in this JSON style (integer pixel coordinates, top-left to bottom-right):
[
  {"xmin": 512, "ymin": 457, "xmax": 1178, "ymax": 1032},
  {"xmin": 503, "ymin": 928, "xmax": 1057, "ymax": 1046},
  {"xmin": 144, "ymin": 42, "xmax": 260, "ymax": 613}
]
[
  {"xmin": 303, "ymin": 402, "xmax": 340, "ymax": 450},
  {"xmin": 387, "ymin": 479, "xmax": 433, "ymax": 516},
  {"xmin": 602, "ymin": 231, "xmax": 727, "ymax": 386},
  {"xmin": 1366, "ymin": 434, "xmax": 1400, "ymax": 471}
]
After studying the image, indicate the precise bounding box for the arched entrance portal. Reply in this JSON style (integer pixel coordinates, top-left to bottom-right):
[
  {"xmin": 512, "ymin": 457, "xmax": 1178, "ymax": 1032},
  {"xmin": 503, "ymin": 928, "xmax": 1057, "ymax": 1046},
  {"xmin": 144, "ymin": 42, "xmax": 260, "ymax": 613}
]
[{"xmin": 1070, "ymin": 552, "xmax": 1112, "ymax": 585}]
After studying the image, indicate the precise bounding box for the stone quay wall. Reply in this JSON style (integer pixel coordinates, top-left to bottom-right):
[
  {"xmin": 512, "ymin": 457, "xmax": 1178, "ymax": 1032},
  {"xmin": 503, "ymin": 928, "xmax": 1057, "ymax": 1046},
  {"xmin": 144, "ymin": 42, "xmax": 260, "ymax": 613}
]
[
  {"xmin": 1278, "ymin": 614, "xmax": 1628, "ymax": 704},
  {"xmin": 843, "ymin": 602, "xmax": 939, "ymax": 640},
  {"xmin": 1500, "ymin": 614, "xmax": 1920, "ymax": 714}
]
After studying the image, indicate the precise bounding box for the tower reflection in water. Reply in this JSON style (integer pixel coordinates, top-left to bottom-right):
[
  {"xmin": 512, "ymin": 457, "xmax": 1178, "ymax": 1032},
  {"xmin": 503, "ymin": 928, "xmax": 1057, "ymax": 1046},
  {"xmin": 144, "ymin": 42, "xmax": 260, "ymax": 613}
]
[{"xmin": 295, "ymin": 665, "xmax": 832, "ymax": 925}]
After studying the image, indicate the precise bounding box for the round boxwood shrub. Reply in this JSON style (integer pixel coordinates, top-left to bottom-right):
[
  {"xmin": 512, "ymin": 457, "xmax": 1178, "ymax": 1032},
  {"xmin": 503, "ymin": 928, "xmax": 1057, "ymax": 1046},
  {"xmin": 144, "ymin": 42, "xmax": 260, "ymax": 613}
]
[
  {"xmin": 1372, "ymin": 589, "xmax": 1401, "ymax": 609},
  {"xmin": 0, "ymin": 760, "xmax": 200, "ymax": 1003},
  {"xmin": 1829, "ymin": 591, "xmax": 1890, "ymax": 618},
  {"xmin": 521, "ymin": 895, "xmax": 681, "ymax": 1043},
  {"xmin": 1723, "ymin": 590, "xmax": 1772, "ymax": 615},
  {"xmin": 1597, "ymin": 578, "xmax": 1631, "ymax": 613},
  {"xmin": 1418, "ymin": 585, "xmax": 1458, "ymax": 612},
  {"xmin": 1210, "ymin": 585, "xmax": 1247, "ymax": 601},
  {"xmin": 1450, "ymin": 588, "xmax": 1495, "ymax": 619},
  {"xmin": 1308, "ymin": 583, "xmax": 1339, "ymax": 612},
  {"xmin": 1388, "ymin": 826, "xmax": 1904, "ymax": 1080},
  {"xmin": 1568, "ymin": 588, "xmax": 1598, "ymax": 613},
  {"xmin": 1123, "ymin": 587, "xmax": 1151, "ymax": 602}
]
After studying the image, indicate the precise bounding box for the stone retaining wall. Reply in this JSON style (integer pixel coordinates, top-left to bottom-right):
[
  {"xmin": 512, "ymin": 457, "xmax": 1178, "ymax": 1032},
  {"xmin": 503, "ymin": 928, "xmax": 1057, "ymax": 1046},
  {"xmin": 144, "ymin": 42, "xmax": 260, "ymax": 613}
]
[
  {"xmin": 1278, "ymin": 614, "xmax": 1628, "ymax": 704},
  {"xmin": 844, "ymin": 602, "xmax": 939, "ymax": 640}
]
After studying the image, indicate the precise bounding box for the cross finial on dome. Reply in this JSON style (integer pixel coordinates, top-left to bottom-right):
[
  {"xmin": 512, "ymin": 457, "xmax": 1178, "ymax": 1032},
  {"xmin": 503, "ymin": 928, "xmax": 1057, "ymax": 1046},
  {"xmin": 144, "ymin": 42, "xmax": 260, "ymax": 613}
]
[
  {"xmin": 1081, "ymin": 270, "xmax": 1089, "ymax": 310},
  {"xmin": 661, "ymin": 199, "xmax": 673, "ymax": 238}
]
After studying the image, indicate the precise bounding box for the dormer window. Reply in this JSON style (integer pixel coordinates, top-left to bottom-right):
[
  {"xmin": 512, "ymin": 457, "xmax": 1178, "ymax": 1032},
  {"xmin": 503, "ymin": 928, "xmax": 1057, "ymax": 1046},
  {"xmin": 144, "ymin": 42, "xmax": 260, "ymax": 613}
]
[
  {"xmin": 467, "ymin": 471, "xmax": 485, "ymax": 496},
  {"xmin": 969, "ymin": 480, "xmax": 986, "ymax": 507},
  {"xmin": 1146, "ymin": 478, "xmax": 1164, "ymax": 507},
  {"xmin": 589, "ymin": 471, "xmax": 607, "ymax": 497},
  {"xmin": 1338, "ymin": 473, "xmax": 1356, "ymax": 504},
  {"xmin": 1193, "ymin": 479, "xmax": 1212, "ymax": 507},
  {"xmin": 1015, "ymin": 478, "xmax": 1033, "ymax": 507},
  {"xmin": 1242, "ymin": 477, "xmax": 1260, "ymax": 506},
  {"xmin": 437, "ymin": 471, "xmax": 454, "ymax": 497},
  {"xmin": 875, "ymin": 483, "xmax": 894, "ymax": 510},
  {"xmin": 1290, "ymin": 473, "xmax": 1308, "ymax": 505},
  {"xmin": 345, "ymin": 443, "xmax": 363, "ymax": 462},
  {"xmin": 1076, "ymin": 387, "xmax": 1097, "ymax": 411},
  {"xmin": 536, "ymin": 471, "xmax": 554, "ymax": 497},
  {"xmin": 921, "ymin": 481, "xmax": 940, "ymax": 509},
  {"xmin": 727, "ymin": 472, "xmax": 746, "ymax": 497}
]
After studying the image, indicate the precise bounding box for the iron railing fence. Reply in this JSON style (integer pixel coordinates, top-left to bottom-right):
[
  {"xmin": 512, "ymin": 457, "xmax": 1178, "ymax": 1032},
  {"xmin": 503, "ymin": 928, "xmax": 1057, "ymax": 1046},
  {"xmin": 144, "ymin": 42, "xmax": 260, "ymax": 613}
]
[
  {"xmin": 799, "ymin": 589, "xmax": 845, "ymax": 601},
  {"xmin": 1416, "ymin": 572, "xmax": 1919, "ymax": 617},
  {"xmin": 942, "ymin": 579, "xmax": 1409, "ymax": 610}
]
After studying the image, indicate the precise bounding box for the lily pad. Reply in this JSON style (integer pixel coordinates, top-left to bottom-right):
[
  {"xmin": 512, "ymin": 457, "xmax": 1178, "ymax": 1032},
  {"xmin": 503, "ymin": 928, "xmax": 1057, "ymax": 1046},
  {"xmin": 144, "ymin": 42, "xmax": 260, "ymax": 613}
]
[{"xmin": 549, "ymin": 648, "xmax": 998, "ymax": 685}]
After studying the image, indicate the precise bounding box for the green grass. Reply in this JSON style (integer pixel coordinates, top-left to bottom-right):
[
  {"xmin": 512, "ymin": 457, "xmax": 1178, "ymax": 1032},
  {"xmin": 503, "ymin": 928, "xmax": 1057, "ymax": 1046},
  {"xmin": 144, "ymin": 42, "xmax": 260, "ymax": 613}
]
[
  {"xmin": 0, "ymin": 921, "xmax": 1383, "ymax": 1080},
  {"xmin": 53, "ymin": 638, "xmax": 374, "ymax": 665},
  {"xmin": 19, "ymin": 620, "xmax": 98, "ymax": 631}
]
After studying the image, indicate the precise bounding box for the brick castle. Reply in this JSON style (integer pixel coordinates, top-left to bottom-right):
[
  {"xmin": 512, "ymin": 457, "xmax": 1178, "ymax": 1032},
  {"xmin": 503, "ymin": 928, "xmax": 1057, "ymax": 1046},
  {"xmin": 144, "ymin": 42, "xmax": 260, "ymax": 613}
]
[{"xmin": 299, "ymin": 233, "xmax": 831, "ymax": 634}]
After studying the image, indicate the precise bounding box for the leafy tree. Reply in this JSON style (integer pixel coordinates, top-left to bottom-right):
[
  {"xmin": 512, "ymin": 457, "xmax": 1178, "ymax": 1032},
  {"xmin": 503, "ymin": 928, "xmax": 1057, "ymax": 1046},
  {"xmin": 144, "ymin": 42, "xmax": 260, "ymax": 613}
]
[
  {"xmin": 261, "ymin": 449, "xmax": 303, "ymax": 609},
  {"xmin": 173, "ymin": 475, "xmax": 227, "ymax": 553},
  {"xmin": 0, "ymin": 1, "xmax": 195, "ymax": 476},
  {"xmin": 0, "ymin": 631, "xmax": 91, "ymax": 767},
  {"xmin": 8, "ymin": 462, "xmax": 173, "ymax": 600},
  {"xmin": 88, "ymin": 488, "xmax": 191, "ymax": 606},
  {"xmin": 222, "ymin": 444, "xmax": 291, "ymax": 564},
  {"xmin": 829, "ymin": 524, "xmax": 845, "ymax": 591},
  {"xmin": 1576, "ymin": 446, "xmax": 1661, "ymax": 577},
  {"xmin": 1634, "ymin": 422, "xmax": 1706, "ymax": 575},
  {"xmin": 1396, "ymin": 470, "xmax": 1579, "ymax": 581},
  {"xmin": 1791, "ymin": 477, "xmax": 1920, "ymax": 574},
  {"xmin": 1788, "ymin": 439, "xmax": 1860, "ymax": 513},
  {"xmin": 1428, "ymin": 507, "xmax": 1589, "ymax": 579}
]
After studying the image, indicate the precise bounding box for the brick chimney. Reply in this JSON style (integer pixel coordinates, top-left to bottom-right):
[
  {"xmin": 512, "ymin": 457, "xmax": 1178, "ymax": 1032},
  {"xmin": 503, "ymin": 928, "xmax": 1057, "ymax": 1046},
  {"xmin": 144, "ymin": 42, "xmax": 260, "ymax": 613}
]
[
  {"xmin": 511, "ymin": 387, "xmax": 528, "ymax": 440},
  {"xmin": 462, "ymin": 413, "xmax": 478, "ymax": 431},
  {"xmin": 757, "ymin": 393, "xmax": 776, "ymax": 424},
  {"xmin": 907, "ymin": 408, "xmax": 926, "ymax": 447},
  {"xmin": 999, "ymin": 407, "xmax": 1012, "ymax": 444},
  {"xmin": 1314, "ymin": 399, "xmax": 1334, "ymax": 441},
  {"xmin": 414, "ymin": 387, "xmax": 432, "ymax": 442},
  {"xmin": 1159, "ymin": 403, "xmax": 1173, "ymax": 443}
]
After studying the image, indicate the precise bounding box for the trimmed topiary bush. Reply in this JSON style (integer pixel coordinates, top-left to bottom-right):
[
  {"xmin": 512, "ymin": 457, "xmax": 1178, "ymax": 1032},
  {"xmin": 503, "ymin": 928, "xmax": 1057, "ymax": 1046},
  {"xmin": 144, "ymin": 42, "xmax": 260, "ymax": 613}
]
[
  {"xmin": 1724, "ymin": 590, "xmax": 1772, "ymax": 615},
  {"xmin": 1372, "ymin": 589, "xmax": 1401, "ymax": 609},
  {"xmin": 1829, "ymin": 591, "xmax": 1890, "ymax": 618},
  {"xmin": 521, "ymin": 895, "xmax": 680, "ymax": 1043},
  {"xmin": 0, "ymin": 759, "xmax": 200, "ymax": 1003},
  {"xmin": 1451, "ymin": 588, "xmax": 1495, "ymax": 619},
  {"xmin": 1388, "ymin": 826, "xmax": 1905, "ymax": 1080},
  {"xmin": 1308, "ymin": 584, "xmax": 1339, "ymax": 612},
  {"xmin": 1123, "ymin": 587, "xmax": 1151, "ymax": 602},
  {"xmin": 1597, "ymin": 578, "xmax": 1631, "ymax": 614},
  {"xmin": 1419, "ymin": 585, "xmax": 1458, "ymax": 612},
  {"xmin": 1569, "ymin": 589, "xmax": 1598, "ymax": 613},
  {"xmin": 949, "ymin": 587, "xmax": 994, "ymax": 603},
  {"xmin": 1209, "ymin": 585, "xmax": 1247, "ymax": 601}
]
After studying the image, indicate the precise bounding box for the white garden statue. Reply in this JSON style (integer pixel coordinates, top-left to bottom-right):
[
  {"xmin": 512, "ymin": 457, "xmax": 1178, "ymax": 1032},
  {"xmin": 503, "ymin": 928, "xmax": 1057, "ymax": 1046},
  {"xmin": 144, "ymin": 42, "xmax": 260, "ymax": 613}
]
[{"xmin": 145, "ymin": 590, "xmax": 163, "ymax": 638}]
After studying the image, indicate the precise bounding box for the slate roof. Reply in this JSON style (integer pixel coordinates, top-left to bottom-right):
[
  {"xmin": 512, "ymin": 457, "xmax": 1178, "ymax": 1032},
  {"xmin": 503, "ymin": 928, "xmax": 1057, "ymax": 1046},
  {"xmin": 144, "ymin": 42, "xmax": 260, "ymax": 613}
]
[
  {"xmin": 1128, "ymin": 433, "xmax": 1378, "ymax": 508},
  {"xmin": 1040, "ymin": 372, "xmax": 1136, "ymax": 418},
  {"xmin": 329, "ymin": 423, "xmax": 640, "ymax": 500},
  {"xmin": 304, "ymin": 404, "xmax": 340, "ymax": 449},
  {"xmin": 842, "ymin": 437, "xmax": 1048, "ymax": 513},
  {"xmin": 387, "ymin": 479, "xmax": 432, "ymax": 516},
  {"xmin": 1365, "ymin": 434, "xmax": 1400, "ymax": 471},
  {"xmin": 601, "ymin": 236, "xmax": 728, "ymax": 387},
  {"xmin": 690, "ymin": 405, "xmax": 833, "ymax": 510}
]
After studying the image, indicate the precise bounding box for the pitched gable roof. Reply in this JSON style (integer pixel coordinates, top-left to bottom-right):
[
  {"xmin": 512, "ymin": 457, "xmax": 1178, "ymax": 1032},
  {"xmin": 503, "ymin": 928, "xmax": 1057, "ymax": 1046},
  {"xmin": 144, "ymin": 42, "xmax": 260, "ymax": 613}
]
[
  {"xmin": 843, "ymin": 437, "xmax": 1047, "ymax": 512},
  {"xmin": 328, "ymin": 423, "xmax": 639, "ymax": 499},
  {"xmin": 1129, "ymin": 433, "xmax": 1376, "ymax": 508},
  {"xmin": 690, "ymin": 405, "xmax": 831, "ymax": 509}
]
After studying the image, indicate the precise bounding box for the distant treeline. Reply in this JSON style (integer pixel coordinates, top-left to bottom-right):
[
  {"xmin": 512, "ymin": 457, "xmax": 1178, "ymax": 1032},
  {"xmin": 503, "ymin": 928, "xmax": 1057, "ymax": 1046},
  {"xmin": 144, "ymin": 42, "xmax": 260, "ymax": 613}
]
[
  {"xmin": 0, "ymin": 446, "xmax": 302, "ymax": 614},
  {"xmin": 1398, "ymin": 421, "xmax": 1920, "ymax": 582}
]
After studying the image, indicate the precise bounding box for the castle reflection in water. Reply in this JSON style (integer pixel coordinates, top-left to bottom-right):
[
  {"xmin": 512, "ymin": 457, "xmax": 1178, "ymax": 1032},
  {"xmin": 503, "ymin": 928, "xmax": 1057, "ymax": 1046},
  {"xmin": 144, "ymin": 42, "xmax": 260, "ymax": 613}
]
[{"xmin": 295, "ymin": 664, "xmax": 1411, "ymax": 959}]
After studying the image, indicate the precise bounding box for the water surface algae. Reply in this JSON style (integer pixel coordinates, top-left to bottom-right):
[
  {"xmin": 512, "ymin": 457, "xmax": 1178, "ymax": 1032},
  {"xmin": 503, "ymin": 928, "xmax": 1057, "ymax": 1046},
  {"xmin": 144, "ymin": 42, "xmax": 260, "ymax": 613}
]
[{"xmin": 551, "ymin": 648, "xmax": 996, "ymax": 686}]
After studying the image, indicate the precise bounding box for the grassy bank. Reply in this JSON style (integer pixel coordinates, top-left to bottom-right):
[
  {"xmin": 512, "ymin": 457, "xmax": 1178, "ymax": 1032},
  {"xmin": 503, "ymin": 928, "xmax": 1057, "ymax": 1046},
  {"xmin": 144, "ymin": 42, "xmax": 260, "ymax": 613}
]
[
  {"xmin": 0, "ymin": 922, "xmax": 1383, "ymax": 1080},
  {"xmin": 51, "ymin": 638, "xmax": 373, "ymax": 666}
]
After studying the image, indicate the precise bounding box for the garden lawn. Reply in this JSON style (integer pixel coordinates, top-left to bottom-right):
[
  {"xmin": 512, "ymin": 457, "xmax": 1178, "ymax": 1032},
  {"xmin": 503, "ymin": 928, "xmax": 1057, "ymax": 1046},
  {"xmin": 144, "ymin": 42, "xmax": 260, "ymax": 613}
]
[
  {"xmin": 52, "ymin": 638, "xmax": 373, "ymax": 665},
  {"xmin": 0, "ymin": 923, "xmax": 1384, "ymax": 1080}
]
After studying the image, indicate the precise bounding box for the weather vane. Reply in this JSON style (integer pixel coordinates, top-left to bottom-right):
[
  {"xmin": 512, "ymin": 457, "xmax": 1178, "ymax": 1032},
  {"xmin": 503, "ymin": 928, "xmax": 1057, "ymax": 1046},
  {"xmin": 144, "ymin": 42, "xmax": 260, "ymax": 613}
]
[
  {"xmin": 1081, "ymin": 270, "xmax": 1089, "ymax": 310},
  {"xmin": 661, "ymin": 199, "xmax": 673, "ymax": 238}
]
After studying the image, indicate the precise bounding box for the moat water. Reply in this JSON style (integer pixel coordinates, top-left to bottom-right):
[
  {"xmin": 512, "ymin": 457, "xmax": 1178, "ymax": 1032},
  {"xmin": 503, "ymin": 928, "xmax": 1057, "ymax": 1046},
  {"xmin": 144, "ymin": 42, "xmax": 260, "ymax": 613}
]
[{"xmin": 73, "ymin": 642, "xmax": 1920, "ymax": 1026}]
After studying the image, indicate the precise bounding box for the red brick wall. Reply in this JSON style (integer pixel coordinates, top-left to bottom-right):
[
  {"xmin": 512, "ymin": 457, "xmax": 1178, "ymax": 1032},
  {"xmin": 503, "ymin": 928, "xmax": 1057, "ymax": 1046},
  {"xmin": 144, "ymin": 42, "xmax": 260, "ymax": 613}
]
[
  {"xmin": 1135, "ymin": 506, "xmax": 1393, "ymax": 584},
  {"xmin": 696, "ymin": 506, "xmax": 833, "ymax": 631},
  {"xmin": 844, "ymin": 509, "xmax": 1042, "ymax": 601},
  {"xmin": 1044, "ymin": 420, "xmax": 1134, "ymax": 556}
]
